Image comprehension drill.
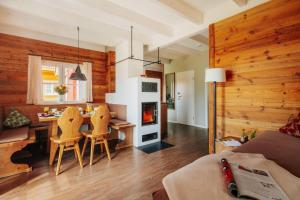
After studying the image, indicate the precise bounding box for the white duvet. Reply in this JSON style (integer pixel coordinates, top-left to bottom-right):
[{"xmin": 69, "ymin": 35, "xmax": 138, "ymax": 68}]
[{"xmin": 163, "ymin": 151, "xmax": 300, "ymax": 200}]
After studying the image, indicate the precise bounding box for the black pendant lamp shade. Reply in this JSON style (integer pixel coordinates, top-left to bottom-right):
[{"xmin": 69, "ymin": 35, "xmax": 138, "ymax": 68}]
[
  {"xmin": 70, "ymin": 26, "xmax": 87, "ymax": 81},
  {"xmin": 70, "ymin": 65, "xmax": 87, "ymax": 81}
]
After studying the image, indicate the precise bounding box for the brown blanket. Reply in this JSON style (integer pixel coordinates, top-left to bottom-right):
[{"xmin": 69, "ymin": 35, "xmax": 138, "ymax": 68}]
[{"xmin": 234, "ymin": 131, "xmax": 300, "ymax": 178}]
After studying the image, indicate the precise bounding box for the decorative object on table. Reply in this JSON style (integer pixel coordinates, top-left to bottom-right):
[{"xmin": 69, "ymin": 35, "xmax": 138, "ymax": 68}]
[
  {"xmin": 78, "ymin": 107, "xmax": 83, "ymax": 115},
  {"xmin": 39, "ymin": 113, "xmax": 54, "ymax": 118},
  {"xmin": 69, "ymin": 26, "xmax": 87, "ymax": 81},
  {"xmin": 240, "ymin": 128, "xmax": 257, "ymax": 143},
  {"xmin": 279, "ymin": 112, "xmax": 300, "ymax": 137},
  {"xmin": 43, "ymin": 107, "xmax": 49, "ymax": 114},
  {"xmin": 205, "ymin": 68, "xmax": 226, "ymax": 153},
  {"xmin": 50, "ymin": 108, "xmax": 57, "ymax": 114},
  {"xmin": 240, "ymin": 129, "xmax": 249, "ymax": 143},
  {"xmin": 85, "ymin": 103, "xmax": 93, "ymax": 113},
  {"xmin": 249, "ymin": 129, "xmax": 256, "ymax": 140},
  {"xmin": 3, "ymin": 109, "xmax": 31, "ymax": 128}
]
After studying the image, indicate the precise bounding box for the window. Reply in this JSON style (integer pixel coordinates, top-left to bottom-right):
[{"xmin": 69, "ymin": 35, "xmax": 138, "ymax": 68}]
[{"xmin": 41, "ymin": 60, "xmax": 88, "ymax": 104}]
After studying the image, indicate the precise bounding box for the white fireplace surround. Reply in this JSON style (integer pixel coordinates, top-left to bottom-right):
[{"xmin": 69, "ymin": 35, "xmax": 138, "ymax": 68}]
[{"xmin": 105, "ymin": 40, "xmax": 161, "ymax": 147}]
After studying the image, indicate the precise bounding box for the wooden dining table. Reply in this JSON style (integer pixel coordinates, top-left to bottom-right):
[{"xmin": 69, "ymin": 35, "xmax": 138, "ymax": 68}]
[{"xmin": 38, "ymin": 113, "xmax": 135, "ymax": 165}]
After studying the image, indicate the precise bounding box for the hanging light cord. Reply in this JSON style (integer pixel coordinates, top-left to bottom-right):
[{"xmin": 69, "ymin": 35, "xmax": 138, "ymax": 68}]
[{"xmin": 77, "ymin": 26, "xmax": 80, "ymax": 66}]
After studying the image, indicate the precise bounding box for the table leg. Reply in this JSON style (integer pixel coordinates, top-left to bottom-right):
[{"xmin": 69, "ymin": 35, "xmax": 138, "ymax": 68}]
[{"xmin": 48, "ymin": 121, "xmax": 58, "ymax": 166}]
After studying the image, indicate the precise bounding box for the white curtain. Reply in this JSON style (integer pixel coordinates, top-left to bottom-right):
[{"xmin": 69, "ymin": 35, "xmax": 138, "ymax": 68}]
[
  {"xmin": 26, "ymin": 55, "xmax": 43, "ymax": 104},
  {"xmin": 82, "ymin": 62, "xmax": 93, "ymax": 102}
]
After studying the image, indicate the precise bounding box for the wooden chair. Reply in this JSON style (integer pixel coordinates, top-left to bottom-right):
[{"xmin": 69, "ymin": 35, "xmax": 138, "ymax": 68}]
[
  {"xmin": 50, "ymin": 107, "xmax": 83, "ymax": 175},
  {"xmin": 82, "ymin": 105, "xmax": 111, "ymax": 165}
]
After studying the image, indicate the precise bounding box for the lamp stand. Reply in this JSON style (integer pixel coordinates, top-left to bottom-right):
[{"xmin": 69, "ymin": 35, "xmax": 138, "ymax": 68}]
[{"xmin": 213, "ymin": 81, "xmax": 217, "ymax": 153}]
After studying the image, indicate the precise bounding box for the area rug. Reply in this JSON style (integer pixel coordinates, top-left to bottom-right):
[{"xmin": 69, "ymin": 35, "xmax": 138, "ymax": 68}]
[{"xmin": 137, "ymin": 141, "xmax": 174, "ymax": 154}]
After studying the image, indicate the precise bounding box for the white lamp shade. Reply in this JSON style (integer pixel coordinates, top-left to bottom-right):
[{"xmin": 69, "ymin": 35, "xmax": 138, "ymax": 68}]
[{"xmin": 205, "ymin": 68, "xmax": 226, "ymax": 82}]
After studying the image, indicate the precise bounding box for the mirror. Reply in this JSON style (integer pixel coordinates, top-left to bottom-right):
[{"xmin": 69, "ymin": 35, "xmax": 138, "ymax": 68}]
[{"xmin": 165, "ymin": 73, "xmax": 175, "ymax": 109}]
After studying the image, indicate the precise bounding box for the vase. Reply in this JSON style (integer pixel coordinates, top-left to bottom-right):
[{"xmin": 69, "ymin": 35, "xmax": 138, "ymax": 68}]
[{"xmin": 59, "ymin": 94, "xmax": 64, "ymax": 102}]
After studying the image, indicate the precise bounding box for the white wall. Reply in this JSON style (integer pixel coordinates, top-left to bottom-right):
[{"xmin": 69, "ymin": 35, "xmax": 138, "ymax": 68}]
[{"xmin": 164, "ymin": 50, "xmax": 208, "ymax": 128}]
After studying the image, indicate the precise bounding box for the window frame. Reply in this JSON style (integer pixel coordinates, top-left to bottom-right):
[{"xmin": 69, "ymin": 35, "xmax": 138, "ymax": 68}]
[{"xmin": 41, "ymin": 60, "xmax": 87, "ymax": 105}]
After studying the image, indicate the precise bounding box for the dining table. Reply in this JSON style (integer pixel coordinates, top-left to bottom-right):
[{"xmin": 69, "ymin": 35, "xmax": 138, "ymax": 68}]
[{"xmin": 37, "ymin": 113, "xmax": 135, "ymax": 165}]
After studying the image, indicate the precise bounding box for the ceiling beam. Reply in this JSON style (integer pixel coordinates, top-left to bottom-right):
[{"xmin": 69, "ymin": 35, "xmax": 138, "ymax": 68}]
[
  {"xmin": 158, "ymin": 0, "xmax": 203, "ymax": 24},
  {"xmin": 232, "ymin": 0, "xmax": 248, "ymax": 7},
  {"xmin": 167, "ymin": 43, "xmax": 200, "ymax": 55},
  {"xmin": 145, "ymin": 48, "xmax": 187, "ymax": 60},
  {"xmin": 178, "ymin": 38, "xmax": 208, "ymax": 51},
  {"xmin": 190, "ymin": 34, "xmax": 208, "ymax": 45},
  {"xmin": 0, "ymin": 6, "xmax": 131, "ymax": 47},
  {"xmin": 78, "ymin": 0, "xmax": 173, "ymax": 37},
  {"xmin": 0, "ymin": 1, "xmax": 152, "ymax": 45}
]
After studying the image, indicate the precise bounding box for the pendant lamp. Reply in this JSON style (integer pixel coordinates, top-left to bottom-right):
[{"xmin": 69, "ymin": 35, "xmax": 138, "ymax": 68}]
[{"xmin": 70, "ymin": 26, "xmax": 87, "ymax": 81}]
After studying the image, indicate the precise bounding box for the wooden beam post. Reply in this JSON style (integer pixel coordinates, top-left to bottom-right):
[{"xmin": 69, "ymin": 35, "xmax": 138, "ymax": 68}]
[{"xmin": 208, "ymin": 24, "xmax": 215, "ymax": 154}]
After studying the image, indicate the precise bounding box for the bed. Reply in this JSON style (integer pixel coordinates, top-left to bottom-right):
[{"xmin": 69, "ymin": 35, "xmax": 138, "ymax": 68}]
[{"xmin": 153, "ymin": 131, "xmax": 300, "ymax": 200}]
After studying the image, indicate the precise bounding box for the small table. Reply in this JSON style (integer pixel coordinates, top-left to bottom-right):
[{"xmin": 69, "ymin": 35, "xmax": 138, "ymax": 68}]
[
  {"xmin": 38, "ymin": 113, "xmax": 135, "ymax": 165},
  {"xmin": 110, "ymin": 123, "xmax": 135, "ymax": 149},
  {"xmin": 215, "ymin": 136, "xmax": 241, "ymax": 153}
]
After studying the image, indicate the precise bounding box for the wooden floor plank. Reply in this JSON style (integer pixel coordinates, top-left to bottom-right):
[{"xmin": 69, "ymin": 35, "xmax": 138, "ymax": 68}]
[{"xmin": 0, "ymin": 123, "xmax": 208, "ymax": 200}]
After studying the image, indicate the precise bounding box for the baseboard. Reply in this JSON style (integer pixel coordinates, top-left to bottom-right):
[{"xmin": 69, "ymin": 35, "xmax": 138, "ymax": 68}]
[
  {"xmin": 192, "ymin": 124, "xmax": 208, "ymax": 129},
  {"xmin": 167, "ymin": 121, "xmax": 208, "ymax": 129}
]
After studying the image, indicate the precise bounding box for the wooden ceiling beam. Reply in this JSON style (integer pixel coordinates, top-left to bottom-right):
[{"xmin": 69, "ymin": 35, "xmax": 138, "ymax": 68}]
[{"xmin": 158, "ymin": 0, "xmax": 203, "ymax": 24}]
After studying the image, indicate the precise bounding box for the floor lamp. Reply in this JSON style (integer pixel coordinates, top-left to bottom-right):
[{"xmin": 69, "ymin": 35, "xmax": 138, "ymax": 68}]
[{"xmin": 205, "ymin": 68, "xmax": 226, "ymax": 153}]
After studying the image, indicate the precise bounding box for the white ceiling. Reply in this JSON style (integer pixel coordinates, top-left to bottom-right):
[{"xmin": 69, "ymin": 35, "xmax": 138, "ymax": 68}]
[{"xmin": 0, "ymin": 0, "xmax": 268, "ymax": 60}]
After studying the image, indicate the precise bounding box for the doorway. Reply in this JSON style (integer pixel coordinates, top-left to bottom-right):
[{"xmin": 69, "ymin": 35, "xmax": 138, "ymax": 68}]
[{"xmin": 176, "ymin": 70, "xmax": 195, "ymax": 125}]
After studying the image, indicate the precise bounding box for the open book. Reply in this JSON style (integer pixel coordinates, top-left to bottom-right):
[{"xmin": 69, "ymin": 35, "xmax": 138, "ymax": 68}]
[{"xmin": 221, "ymin": 158, "xmax": 289, "ymax": 200}]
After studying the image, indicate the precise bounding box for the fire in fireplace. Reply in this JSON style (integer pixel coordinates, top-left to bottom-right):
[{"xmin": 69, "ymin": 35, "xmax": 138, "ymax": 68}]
[{"xmin": 142, "ymin": 102, "xmax": 158, "ymax": 126}]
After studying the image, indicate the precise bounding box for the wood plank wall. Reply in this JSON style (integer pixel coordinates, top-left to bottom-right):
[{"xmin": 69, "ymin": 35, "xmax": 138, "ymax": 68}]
[
  {"xmin": 0, "ymin": 33, "xmax": 111, "ymax": 105},
  {"xmin": 209, "ymin": 0, "xmax": 300, "ymax": 153},
  {"xmin": 106, "ymin": 51, "xmax": 116, "ymax": 93}
]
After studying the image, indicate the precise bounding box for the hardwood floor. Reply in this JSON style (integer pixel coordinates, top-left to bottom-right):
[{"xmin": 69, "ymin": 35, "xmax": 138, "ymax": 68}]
[{"xmin": 0, "ymin": 123, "xmax": 208, "ymax": 200}]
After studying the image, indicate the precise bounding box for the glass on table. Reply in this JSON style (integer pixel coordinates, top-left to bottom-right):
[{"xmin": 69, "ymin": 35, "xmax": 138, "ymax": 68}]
[{"xmin": 44, "ymin": 107, "xmax": 49, "ymax": 113}]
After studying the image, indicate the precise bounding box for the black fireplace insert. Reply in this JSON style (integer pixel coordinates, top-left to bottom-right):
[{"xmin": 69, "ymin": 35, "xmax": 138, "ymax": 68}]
[{"xmin": 142, "ymin": 102, "xmax": 158, "ymax": 126}]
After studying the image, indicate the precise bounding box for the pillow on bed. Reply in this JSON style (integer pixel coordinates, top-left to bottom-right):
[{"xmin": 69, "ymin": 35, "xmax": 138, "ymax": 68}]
[
  {"xmin": 279, "ymin": 112, "xmax": 300, "ymax": 137},
  {"xmin": 3, "ymin": 110, "xmax": 31, "ymax": 129}
]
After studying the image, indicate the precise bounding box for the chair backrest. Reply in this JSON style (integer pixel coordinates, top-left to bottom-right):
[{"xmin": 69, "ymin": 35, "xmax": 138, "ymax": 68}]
[
  {"xmin": 91, "ymin": 105, "xmax": 111, "ymax": 136},
  {"xmin": 57, "ymin": 107, "xmax": 83, "ymax": 141}
]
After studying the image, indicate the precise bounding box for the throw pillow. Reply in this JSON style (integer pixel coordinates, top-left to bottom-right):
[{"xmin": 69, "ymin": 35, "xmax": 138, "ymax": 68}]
[
  {"xmin": 279, "ymin": 112, "xmax": 300, "ymax": 137},
  {"xmin": 3, "ymin": 109, "xmax": 31, "ymax": 128}
]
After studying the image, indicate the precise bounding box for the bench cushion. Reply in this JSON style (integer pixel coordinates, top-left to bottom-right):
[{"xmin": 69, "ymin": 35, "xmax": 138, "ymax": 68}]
[
  {"xmin": 3, "ymin": 110, "xmax": 31, "ymax": 128},
  {"xmin": 0, "ymin": 127, "xmax": 29, "ymax": 143}
]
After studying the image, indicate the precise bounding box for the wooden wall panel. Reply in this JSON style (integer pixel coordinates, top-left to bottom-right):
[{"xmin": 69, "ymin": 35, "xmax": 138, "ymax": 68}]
[
  {"xmin": 106, "ymin": 51, "xmax": 116, "ymax": 93},
  {"xmin": 0, "ymin": 33, "xmax": 112, "ymax": 105},
  {"xmin": 209, "ymin": 0, "xmax": 300, "ymax": 153}
]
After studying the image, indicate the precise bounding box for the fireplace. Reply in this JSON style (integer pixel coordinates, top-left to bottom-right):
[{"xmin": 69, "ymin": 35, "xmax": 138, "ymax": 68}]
[{"xmin": 142, "ymin": 102, "xmax": 158, "ymax": 126}]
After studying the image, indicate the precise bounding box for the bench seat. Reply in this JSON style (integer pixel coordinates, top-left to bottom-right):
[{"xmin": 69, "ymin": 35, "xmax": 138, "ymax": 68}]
[
  {"xmin": 0, "ymin": 126, "xmax": 35, "ymax": 178},
  {"xmin": 0, "ymin": 127, "xmax": 29, "ymax": 143}
]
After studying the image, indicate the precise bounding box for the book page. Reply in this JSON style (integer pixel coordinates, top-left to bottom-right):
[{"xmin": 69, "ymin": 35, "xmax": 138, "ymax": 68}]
[{"xmin": 231, "ymin": 164, "xmax": 289, "ymax": 200}]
